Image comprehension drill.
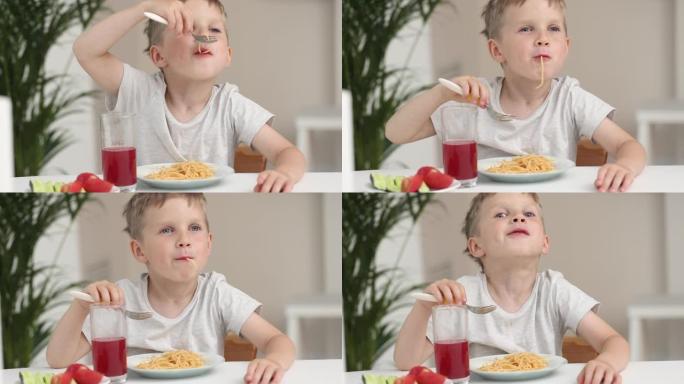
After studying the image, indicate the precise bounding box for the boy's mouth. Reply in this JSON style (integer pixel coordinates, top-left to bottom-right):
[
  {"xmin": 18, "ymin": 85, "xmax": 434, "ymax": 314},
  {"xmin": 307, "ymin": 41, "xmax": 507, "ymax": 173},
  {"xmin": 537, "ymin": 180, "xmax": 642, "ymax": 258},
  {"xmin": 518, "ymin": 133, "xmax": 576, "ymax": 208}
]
[
  {"xmin": 175, "ymin": 255, "xmax": 195, "ymax": 261},
  {"xmin": 194, "ymin": 47, "xmax": 213, "ymax": 57},
  {"xmin": 507, "ymin": 228, "xmax": 530, "ymax": 236},
  {"xmin": 533, "ymin": 54, "xmax": 551, "ymax": 61}
]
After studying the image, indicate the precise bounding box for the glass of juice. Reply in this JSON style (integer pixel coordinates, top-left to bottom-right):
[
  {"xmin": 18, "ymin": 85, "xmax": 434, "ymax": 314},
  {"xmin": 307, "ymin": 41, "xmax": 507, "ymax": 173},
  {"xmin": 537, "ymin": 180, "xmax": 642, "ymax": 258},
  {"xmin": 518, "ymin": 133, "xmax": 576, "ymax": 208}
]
[
  {"xmin": 90, "ymin": 304, "xmax": 127, "ymax": 383},
  {"xmin": 440, "ymin": 104, "xmax": 478, "ymax": 187},
  {"xmin": 101, "ymin": 112, "xmax": 137, "ymax": 191},
  {"xmin": 432, "ymin": 304, "xmax": 469, "ymax": 382}
]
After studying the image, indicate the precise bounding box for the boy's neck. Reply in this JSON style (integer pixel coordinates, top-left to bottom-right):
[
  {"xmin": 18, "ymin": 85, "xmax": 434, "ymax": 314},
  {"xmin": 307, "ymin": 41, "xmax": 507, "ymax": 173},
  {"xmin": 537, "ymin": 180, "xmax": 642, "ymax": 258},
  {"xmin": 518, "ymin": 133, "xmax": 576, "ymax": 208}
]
[
  {"xmin": 483, "ymin": 261, "xmax": 538, "ymax": 313},
  {"xmin": 499, "ymin": 75, "xmax": 553, "ymax": 119},
  {"xmin": 146, "ymin": 273, "xmax": 199, "ymax": 318},
  {"xmin": 164, "ymin": 74, "xmax": 216, "ymax": 123}
]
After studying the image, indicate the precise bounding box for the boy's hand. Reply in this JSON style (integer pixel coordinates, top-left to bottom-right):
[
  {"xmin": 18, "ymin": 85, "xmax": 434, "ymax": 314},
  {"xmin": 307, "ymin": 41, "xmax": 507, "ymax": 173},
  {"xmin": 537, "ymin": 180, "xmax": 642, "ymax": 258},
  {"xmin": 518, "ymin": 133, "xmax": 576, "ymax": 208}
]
[
  {"xmin": 441, "ymin": 76, "xmax": 489, "ymax": 109},
  {"xmin": 254, "ymin": 170, "xmax": 294, "ymax": 193},
  {"xmin": 594, "ymin": 163, "xmax": 635, "ymax": 192},
  {"xmin": 144, "ymin": 0, "xmax": 194, "ymax": 35},
  {"xmin": 77, "ymin": 281, "xmax": 125, "ymax": 310},
  {"xmin": 244, "ymin": 358, "xmax": 284, "ymax": 384},
  {"xmin": 423, "ymin": 279, "xmax": 467, "ymax": 308},
  {"xmin": 577, "ymin": 358, "xmax": 622, "ymax": 384}
]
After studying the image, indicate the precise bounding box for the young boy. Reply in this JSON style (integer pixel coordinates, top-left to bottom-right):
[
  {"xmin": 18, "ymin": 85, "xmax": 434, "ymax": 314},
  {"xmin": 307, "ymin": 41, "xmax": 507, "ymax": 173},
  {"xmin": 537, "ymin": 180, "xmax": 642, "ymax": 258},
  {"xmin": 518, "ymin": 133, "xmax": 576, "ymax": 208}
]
[
  {"xmin": 386, "ymin": 0, "xmax": 646, "ymax": 193},
  {"xmin": 46, "ymin": 193, "xmax": 295, "ymax": 384},
  {"xmin": 73, "ymin": 0, "xmax": 306, "ymax": 193},
  {"xmin": 394, "ymin": 193, "xmax": 629, "ymax": 384}
]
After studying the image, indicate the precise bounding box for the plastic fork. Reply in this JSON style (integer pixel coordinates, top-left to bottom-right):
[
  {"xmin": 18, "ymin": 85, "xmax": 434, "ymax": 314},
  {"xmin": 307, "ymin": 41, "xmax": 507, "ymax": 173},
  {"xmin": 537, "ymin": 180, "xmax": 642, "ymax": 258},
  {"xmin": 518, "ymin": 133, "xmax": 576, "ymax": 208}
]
[
  {"xmin": 143, "ymin": 12, "xmax": 218, "ymax": 43},
  {"xmin": 410, "ymin": 292, "xmax": 497, "ymax": 314},
  {"xmin": 68, "ymin": 290, "xmax": 153, "ymax": 320},
  {"xmin": 438, "ymin": 77, "xmax": 516, "ymax": 121}
]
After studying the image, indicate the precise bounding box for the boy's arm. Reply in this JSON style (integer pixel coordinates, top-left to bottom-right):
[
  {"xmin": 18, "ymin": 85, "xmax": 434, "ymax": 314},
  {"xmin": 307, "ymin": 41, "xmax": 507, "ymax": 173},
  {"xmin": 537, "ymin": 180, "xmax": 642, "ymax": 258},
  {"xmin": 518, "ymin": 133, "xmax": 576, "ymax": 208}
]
[
  {"xmin": 576, "ymin": 311, "xmax": 630, "ymax": 372},
  {"xmin": 394, "ymin": 302, "xmax": 435, "ymax": 370},
  {"xmin": 46, "ymin": 302, "xmax": 92, "ymax": 368},
  {"xmin": 385, "ymin": 86, "xmax": 446, "ymax": 144},
  {"xmin": 591, "ymin": 118, "xmax": 647, "ymax": 176},
  {"xmin": 73, "ymin": 0, "xmax": 192, "ymax": 95},
  {"xmin": 240, "ymin": 312, "xmax": 296, "ymax": 370},
  {"xmin": 251, "ymin": 124, "xmax": 307, "ymax": 181}
]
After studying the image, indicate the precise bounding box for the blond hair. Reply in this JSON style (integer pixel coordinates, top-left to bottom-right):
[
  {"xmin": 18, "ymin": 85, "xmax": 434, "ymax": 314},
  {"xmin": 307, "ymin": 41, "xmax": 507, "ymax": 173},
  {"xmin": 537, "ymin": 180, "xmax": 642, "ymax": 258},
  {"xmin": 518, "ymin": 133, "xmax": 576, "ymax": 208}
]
[
  {"xmin": 461, "ymin": 193, "xmax": 542, "ymax": 270},
  {"xmin": 144, "ymin": 0, "xmax": 229, "ymax": 54},
  {"xmin": 481, "ymin": 0, "xmax": 567, "ymax": 40},
  {"xmin": 123, "ymin": 193, "xmax": 209, "ymax": 240}
]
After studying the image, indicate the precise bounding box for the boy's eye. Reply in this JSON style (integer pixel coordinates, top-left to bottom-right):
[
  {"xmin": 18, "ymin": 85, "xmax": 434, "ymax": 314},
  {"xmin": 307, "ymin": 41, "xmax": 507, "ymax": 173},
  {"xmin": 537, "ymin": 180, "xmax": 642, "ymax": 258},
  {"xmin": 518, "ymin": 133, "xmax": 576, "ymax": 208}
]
[
  {"xmin": 549, "ymin": 25, "xmax": 562, "ymax": 32},
  {"xmin": 519, "ymin": 26, "xmax": 532, "ymax": 33},
  {"xmin": 160, "ymin": 227, "xmax": 174, "ymax": 234},
  {"xmin": 524, "ymin": 211, "xmax": 536, "ymax": 218},
  {"xmin": 190, "ymin": 224, "xmax": 202, "ymax": 231},
  {"xmin": 494, "ymin": 212, "xmax": 507, "ymax": 218},
  {"xmin": 210, "ymin": 28, "xmax": 221, "ymax": 33}
]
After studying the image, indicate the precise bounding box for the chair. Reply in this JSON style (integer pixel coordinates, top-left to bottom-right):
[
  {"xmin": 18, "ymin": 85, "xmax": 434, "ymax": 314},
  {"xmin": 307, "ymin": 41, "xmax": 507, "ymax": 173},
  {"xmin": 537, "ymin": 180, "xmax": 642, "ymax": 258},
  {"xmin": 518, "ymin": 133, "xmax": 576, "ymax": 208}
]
[
  {"xmin": 224, "ymin": 332, "xmax": 257, "ymax": 361},
  {"xmin": 562, "ymin": 336, "xmax": 598, "ymax": 363},
  {"xmin": 234, "ymin": 144, "xmax": 266, "ymax": 173},
  {"xmin": 0, "ymin": 96, "xmax": 14, "ymax": 192},
  {"xmin": 575, "ymin": 138, "xmax": 607, "ymax": 166}
]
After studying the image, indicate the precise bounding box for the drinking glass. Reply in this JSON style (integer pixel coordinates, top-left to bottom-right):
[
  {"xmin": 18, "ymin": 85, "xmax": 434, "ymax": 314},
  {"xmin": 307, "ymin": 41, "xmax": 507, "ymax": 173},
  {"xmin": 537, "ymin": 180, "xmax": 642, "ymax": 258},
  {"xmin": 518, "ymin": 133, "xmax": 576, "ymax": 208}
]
[
  {"xmin": 440, "ymin": 105, "xmax": 478, "ymax": 187},
  {"xmin": 91, "ymin": 304, "xmax": 127, "ymax": 383},
  {"xmin": 101, "ymin": 112, "xmax": 137, "ymax": 191},
  {"xmin": 432, "ymin": 304, "xmax": 469, "ymax": 382}
]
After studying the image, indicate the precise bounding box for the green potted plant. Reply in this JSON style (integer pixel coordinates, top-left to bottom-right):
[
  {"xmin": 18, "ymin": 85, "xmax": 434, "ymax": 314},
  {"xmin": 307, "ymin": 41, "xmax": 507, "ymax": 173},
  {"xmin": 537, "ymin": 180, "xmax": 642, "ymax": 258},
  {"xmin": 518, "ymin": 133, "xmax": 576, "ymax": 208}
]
[
  {"xmin": 342, "ymin": 0, "xmax": 446, "ymax": 170},
  {"xmin": 0, "ymin": 0, "xmax": 106, "ymax": 177},
  {"xmin": 343, "ymin": 193, "xmax": 433, "ymax": 371},
  {"xmin": 0, "ymin": 193, "xmax": 91, "ymax": 368}
]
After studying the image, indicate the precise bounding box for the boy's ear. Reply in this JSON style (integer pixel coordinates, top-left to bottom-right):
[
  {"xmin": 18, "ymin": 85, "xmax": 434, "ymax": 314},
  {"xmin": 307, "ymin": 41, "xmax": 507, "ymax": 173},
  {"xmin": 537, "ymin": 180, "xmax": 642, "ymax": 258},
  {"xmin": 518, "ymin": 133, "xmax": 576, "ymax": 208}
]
[
  {"xmin": 225, "ymin": 46, "xmax": 233, "ymax": 66},
  {"xmin": 541, "ymin": 234, "xmax": 550, "ymax": 256},
  {"xmin": 149, "ymin": 45, "xmax": 168, "ymax": 69},
  {"xmin": 130, "ymin": 239, "xmax": 148, "ymax": 264},
  {"xmin": 467, "ymin": 236, "xmax": 486, "ymax": 259},
  {"xmin": 488, "ymin": 38, "xmax": 506, "ymax": 64},
  {"xmin": 207, "ymin": 232, "xmax": 213, "ymax": 253}
]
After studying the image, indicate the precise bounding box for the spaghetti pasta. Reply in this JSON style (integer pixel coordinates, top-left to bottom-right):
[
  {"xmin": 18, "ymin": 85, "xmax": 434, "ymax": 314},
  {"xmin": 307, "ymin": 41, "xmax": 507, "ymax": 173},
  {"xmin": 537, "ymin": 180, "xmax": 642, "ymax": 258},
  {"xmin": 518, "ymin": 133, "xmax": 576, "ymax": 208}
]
[
  {"xmin": 146, "ymin": 161, "xmax": 215, "ymax": 180},
  {"xmin": 536, "ymin": 56, "xmax": 544, "ymax": 89},
  {"xmin": 485, "ymin": 155, "xmax": 555, "ymax": 174},
  {"xmin": 136, "ymin": 350, "xmax": 204, "ymax": 370},
  {"xmin": 479, "ymin": 352, "xmax": 548, "ymax": 372}
]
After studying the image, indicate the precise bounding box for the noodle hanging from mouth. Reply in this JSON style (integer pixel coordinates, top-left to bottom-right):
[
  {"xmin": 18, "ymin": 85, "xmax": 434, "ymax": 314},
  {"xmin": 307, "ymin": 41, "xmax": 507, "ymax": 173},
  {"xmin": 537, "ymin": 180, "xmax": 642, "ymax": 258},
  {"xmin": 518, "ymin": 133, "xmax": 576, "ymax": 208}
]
[
  {"xmin": 536, "ymin": 56, "xmax": 544, "ymax": 89},
  {"xmin": 479, "ymin": 352, "xmax": 548, "ymax": 372}
]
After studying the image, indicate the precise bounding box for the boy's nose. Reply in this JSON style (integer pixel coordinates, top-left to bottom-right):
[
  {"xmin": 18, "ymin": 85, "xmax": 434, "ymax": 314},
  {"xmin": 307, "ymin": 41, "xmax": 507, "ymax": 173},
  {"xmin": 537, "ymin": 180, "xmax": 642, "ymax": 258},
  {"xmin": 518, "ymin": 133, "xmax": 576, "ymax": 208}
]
[
  {"xmin": 513, "ymin": 217, "xmax": 526, "ymax": 223},
  {"xmin": 536, "ymin": 39, "xmax": 550, "ymax": 47}
]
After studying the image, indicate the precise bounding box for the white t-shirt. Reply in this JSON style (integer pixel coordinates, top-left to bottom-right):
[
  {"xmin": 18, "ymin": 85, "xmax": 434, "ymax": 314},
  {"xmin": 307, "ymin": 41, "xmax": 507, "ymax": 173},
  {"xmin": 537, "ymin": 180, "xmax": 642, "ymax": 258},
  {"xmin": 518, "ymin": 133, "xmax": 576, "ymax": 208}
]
[
  {"xmin": 82, "ymin": 271, "xmax": 261, "ymax": 356},
  {"xmin": 105, "ymin": 64, "xmax": 274, "ymax": 166},
  {"xmin": 427, "ymin": 270, "xmax": 599, "ymax": 357},
  {"xmin": 431, "ymin": 76, "xmax": 615, "ymax": 161}
]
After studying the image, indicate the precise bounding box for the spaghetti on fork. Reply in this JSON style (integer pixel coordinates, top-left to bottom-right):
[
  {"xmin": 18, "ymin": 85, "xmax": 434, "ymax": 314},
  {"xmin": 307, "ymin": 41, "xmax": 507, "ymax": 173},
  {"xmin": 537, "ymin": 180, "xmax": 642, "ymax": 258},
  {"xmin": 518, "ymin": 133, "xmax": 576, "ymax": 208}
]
[{"xmin": 146, "ymin": 161, "xmax": 215, "ymax": 180}]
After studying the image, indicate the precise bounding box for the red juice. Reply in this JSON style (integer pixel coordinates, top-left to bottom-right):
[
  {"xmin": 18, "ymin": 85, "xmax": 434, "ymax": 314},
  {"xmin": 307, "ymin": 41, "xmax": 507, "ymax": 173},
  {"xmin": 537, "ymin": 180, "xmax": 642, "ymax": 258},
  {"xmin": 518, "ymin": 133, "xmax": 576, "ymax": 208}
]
[
  {"xmin": 92, "ymin": 337, "xmax": 127, "ymax": 377},
  {"xmin": 442, "ymin": 140, "xmax": 477, "ymax": 181},
  {"xmin": 434, "ymin": 339, "xmax": 469, "ymax": 380},
  {"xmin": 102, "ymin": 146, "xmax": 136, "ymax": 187}
]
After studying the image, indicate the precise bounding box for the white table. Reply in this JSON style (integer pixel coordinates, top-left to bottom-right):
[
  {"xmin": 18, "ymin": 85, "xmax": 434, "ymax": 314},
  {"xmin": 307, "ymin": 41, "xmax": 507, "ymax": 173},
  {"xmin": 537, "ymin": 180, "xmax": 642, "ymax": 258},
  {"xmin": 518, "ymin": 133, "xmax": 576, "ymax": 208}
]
[
  {"xmin": 10, "ymin": 172, "xmax": 342, "ymax": 193},
  {"xmin": 285, "ymin": 294, "xmax": 343, "ymax": 356},
  {"xmin": 346, "ymin": 361, "xmax": 684, "ymax": 383},
  {"xmin": 636, "ymin": 101, "xmax": 684, "ymax": 163},
  {"xmin": 352, "ymin": 166, "xmax": 684, "ymax": 192},
  {"xmin": 628, "ymin": 295, "xmax": 684, "ymax": 361},
  {"xmin": 2, "ymin": 359, "xmax": 343, "ymax": 384}
]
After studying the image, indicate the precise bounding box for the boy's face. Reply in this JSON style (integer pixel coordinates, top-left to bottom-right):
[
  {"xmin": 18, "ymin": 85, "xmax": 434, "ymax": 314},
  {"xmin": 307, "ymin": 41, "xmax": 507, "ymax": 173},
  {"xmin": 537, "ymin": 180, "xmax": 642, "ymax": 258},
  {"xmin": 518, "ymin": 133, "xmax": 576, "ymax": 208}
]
[
  {"xmin": 488, "ymin": 0, "xmax": 569, "ymax": 85},
  {"xmin": 468, "ymin": 194, "xmax": 549, "ymax": 265},
  {"xmin": 130, "ymin": 197, "xmax": 212, "ymax": 284},
  {"xmin": 151, "ymin": 0, "xmax": 231, "ymax": 81}
]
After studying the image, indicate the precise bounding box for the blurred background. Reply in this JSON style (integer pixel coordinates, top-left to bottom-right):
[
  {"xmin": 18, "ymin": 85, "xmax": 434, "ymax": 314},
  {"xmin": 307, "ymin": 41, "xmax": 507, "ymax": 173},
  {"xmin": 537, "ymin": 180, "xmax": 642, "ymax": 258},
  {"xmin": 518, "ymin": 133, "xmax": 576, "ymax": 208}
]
[
  {"xmin": 0, "ymin": 193, "xmax": 342, "ymax": 368},
  {"xmin": 0, "ymin": 0, "xmax": 341, "ymax": 184},
  {"xmin": 344, "ymin": 0, "xmax": 684, "ymax": 170},
  {"xmin": 343, "ymin": 193, "xmax": 684, "ymax": 370}
]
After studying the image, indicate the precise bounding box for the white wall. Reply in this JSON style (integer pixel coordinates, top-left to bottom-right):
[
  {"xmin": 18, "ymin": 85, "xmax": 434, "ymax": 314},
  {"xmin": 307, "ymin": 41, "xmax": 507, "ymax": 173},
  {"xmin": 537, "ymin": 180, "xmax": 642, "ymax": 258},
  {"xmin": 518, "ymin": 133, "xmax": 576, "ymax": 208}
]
[
  {"xmin": 388, "ymin": 0, "xmax": 683, "ymax": 166},
  {"xmin": 42, "ymin": 0, "xmax": 339, "ymax": 174}
]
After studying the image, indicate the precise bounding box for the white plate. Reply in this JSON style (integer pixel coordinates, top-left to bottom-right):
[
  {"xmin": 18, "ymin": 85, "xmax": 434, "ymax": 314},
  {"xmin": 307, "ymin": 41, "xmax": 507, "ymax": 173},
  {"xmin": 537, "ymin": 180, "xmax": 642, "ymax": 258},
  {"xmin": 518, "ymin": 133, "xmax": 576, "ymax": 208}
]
[
  {"xmin": 478, "ymin": 156, "xmax": 575, "ymax": 183},
  {"xmin": 127, "ymin": 352, "xmax": 224, "ymax": 379},
  {"xmin": 137, "ymin": 163, "xmax": 233, "ymax": 189},
  {"xmin": 470, "ymin": 354, "xmax": 567, "ymax": 381}
]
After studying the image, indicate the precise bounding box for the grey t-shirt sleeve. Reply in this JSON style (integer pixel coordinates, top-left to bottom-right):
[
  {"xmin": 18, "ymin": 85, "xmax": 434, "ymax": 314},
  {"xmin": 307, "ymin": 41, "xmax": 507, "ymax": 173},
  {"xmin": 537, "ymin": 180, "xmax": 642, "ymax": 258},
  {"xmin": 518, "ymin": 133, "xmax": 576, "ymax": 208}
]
[
  {"xmin": 568, "ymin": 81, "xmax": 615, "ymax": 140},
  {"xmin": 105, "ymin": 63, "xmax": 162, "ymax": 114},
  {"xmin": 217, "ymin": 280, "xmax": 262, "ymax": 336},
  {"xmin": 553, "ymin": 275, "xmax": 600, "ymax": 334},
  {"xmin": 227, "ymin": 92, "xmax": 275, "ymax": 147}
]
